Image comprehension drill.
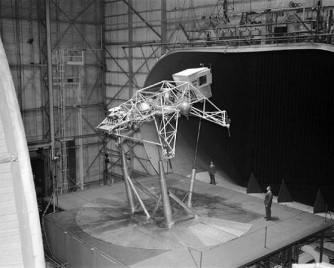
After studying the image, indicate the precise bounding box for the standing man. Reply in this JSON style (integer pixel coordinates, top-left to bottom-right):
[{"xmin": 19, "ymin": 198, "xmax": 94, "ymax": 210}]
[
  {"xmin": 209, "ymin": 161, "xmax": 216, "ymax": 185},
  {"xmin": 264, "ymin": 186, "xmax": 273, "ymax": 221}
]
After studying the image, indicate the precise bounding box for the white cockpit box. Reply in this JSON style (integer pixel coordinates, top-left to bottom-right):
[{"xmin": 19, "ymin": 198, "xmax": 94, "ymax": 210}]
[{"xmin": 172, "ymin": 67, "xmax": 212, "ymax": 98}]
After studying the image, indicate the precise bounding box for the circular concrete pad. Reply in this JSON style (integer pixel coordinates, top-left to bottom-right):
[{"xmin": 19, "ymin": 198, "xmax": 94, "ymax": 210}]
[{"xmin": 76, "ymin": 195, "xmax": 253, "ymax": 250}]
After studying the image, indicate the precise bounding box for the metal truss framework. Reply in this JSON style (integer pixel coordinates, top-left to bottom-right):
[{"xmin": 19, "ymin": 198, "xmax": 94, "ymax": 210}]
[{"xmin": 98, "ymin": 79, "xmax": 230, "ymax": 159}]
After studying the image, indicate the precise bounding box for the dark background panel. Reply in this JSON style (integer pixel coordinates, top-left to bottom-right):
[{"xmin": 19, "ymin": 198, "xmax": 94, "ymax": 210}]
[{"xmin": 145, "ymin": 48, "xmax": 334, "ymax": 208}]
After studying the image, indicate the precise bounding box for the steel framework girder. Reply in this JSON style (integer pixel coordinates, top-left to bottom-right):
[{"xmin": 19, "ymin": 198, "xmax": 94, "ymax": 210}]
[{"xmin": 97, "ymin": 80, "xmax": 230, "ymax": 159}]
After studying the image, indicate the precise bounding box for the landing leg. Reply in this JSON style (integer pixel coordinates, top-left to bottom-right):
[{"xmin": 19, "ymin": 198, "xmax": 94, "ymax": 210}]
[
  {"xmin": 120, "ymin": 145, "xmax": 135, "ymax": 213},
  {"xmin": 187, "ymin": 168, "xmax": 196, "ymax": 207},
  {"xmin": 158, "ymin": 160, "xmax": 174, "ymax": 228}
]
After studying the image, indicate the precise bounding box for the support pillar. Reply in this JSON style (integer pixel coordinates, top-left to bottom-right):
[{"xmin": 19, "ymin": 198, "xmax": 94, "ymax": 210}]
[
  {"xmin": 158, "ymin": 160, "xmax": 174, "ymax": 228},
  {"xmin": 187, "ymin": 168, "xmax": 196, "ymax": 207},
  {"xmin": 169, "ymin": 191, "xmax": 198, "ymax": 217},
  {"xmin": 120, "ymin": 145, "xmax": 135, "ymax": 213},
  {"xmin": 77, "ymin": 81, "xmax": 84, "ymax": 190},
  {"xmin": 127, "ymin": 177, "xmax": 150, "ymax": 219},
  {"xmin": 187, "ymin": 102, "xmax": 204, "ymax": 207},
  {"xmin": 45, "ymin": 0, "xmax": 55, "ymax": 160},
  {"xmin": 319, "ymin": 231, "xmax": 324, "ymax": 263},
  {"xmin": 161, "ymin": 0, "xmax": 167, "ymax": 55}
]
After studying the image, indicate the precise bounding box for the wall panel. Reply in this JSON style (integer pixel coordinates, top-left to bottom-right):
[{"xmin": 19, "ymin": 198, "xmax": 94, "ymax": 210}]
[{"xmin": 83, "ymin": 66, "xmax": 103, "ymax": 105}]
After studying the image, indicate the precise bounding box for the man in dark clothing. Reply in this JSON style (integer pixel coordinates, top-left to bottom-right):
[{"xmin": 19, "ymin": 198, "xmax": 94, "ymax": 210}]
[
  {"xmin": 264, "ymin": 186, "xmax": 273, "ymax": 220},
  {"xmin": 209, "ymin": 161, "xmax": 216, "ymax": 185}
]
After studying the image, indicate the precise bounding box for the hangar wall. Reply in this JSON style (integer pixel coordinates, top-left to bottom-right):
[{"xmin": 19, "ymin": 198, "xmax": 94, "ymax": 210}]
[{"xmin": 0, "ymin": 0, "xmax": 333, "ymax": 203}]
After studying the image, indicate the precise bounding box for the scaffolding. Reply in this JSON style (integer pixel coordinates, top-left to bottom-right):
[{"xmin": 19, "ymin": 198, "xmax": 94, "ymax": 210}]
[{"xmin": 53, "ymin": 48, "xmax": 84, "ymax": 194}]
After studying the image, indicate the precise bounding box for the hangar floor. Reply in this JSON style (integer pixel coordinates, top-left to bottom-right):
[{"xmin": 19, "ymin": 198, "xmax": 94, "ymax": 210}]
[{"xmin": 44, "ymin": 171, "xmax": 334, "ymax": 268}]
